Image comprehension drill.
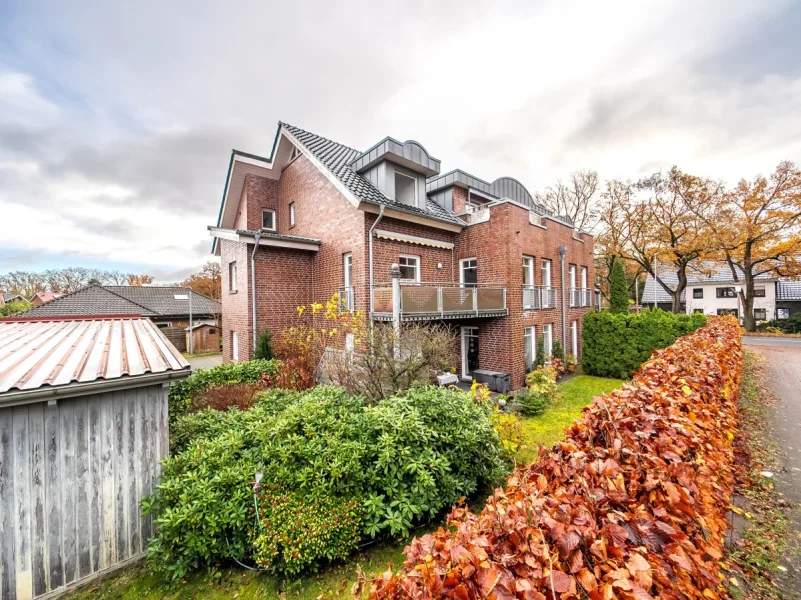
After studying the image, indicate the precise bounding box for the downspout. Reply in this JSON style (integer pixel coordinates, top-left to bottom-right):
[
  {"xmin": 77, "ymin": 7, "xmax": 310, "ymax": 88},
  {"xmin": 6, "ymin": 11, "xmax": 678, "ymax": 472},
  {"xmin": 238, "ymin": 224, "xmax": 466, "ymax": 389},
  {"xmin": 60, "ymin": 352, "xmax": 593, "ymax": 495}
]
[
  {"xmin": 368, "ymin": 206, "xmax": 386, "ymax": 314},
  {"xmin": 251, "ymin": 232, "xmax": 262, "ymax": 357},
  {"xmin": 559, "ymin": 245, "xmax": 567, "ymax": 354}
]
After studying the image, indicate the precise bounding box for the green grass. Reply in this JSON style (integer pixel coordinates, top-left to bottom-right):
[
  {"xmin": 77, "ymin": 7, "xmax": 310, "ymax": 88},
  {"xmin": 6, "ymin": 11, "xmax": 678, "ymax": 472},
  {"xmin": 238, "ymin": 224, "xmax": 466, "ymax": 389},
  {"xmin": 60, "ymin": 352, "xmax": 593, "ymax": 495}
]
[
  {"xmin": 514, "ymin": 375, "xmax": 624, "ymax": 465},
  {"xmin": 66, "ymin": 535, "xmax": 413, "ymax": 600}
]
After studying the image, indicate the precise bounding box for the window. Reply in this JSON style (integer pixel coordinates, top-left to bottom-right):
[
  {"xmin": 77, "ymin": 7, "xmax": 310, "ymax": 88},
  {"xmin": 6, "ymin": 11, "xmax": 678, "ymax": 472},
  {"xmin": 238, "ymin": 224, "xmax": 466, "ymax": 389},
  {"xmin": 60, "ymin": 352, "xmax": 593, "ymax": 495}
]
[
  {"xmin": 522, "ymin": 256, "xmax": 534, "ymax": 286},
  {"xmin": 395, "ymin": 171, "xmax": 417, "ymax": 206},
  {"xmin": 717, "ymin": 308, "xmax": 738, "ymax": 317},
  {"xmin": 778, "ymin": 308, "xmax": 790, "ymax": 320},
  {"xmin": 229, "ymin": 262, "xmax": 237, "ymax": 292},
  {"xmin": 543, "ymin": 324, "xmax": 553, "ymax": 357},
  {"xmin": 399, "ymin": 255, "xmax": 420, "ymax": 282},
  {"xmin": 754, "ymin": 308, "xmax": 767, "ymax": 321},
  {"xmin": 569, "ymin": 264, "xmax": 577, "ymax": 306},
  {"xmin": 345, "ymin": 333, "xmax": 355, "ymax": 354},
  {"xmin": 693, "ymin": 309, "xmax": 704, "ymax": 314},
  {"xmin": 232, "ymin": 331, "xmax": 239, "ymax": 361},
  {"xmin": 716, "ymin": 287, "xmax": 736, "ymax": 298},
  {"xmin": 289, "ymin": 202, "xmax": 296, "ymax": 227},
  {"xmin": 156, "ymin": 322, "xmax": 172, "ymax": 329},
  {"xmin": 460, "ymin": 258, "xmax": 478, "ymax": 286},
  {"xmin": 581, "ymin": 266, "xmax": 588, "ymax": 289},
  {"xmin": 541, "ymin": 259, "xmax": 551, "ymax": 288},
  {"xmin": 262, "ymin": 209, "xmax": 276, "ymax": 231},
  {"xmin": 569, "ymin": 265, "xmax": 577, "ymax": 288},
  {"xmin": 541, "ymin": 259, "xmax": 552, "ymax": 308},
  {"xmin": 524, "ymin": 326, "xmax": 536, "ymax": 371},
  {"xmin": 570, "ymin": 320, "xmax": 578, "ymax": 356},
  {"xmin": 754, "ymin": 286, "xmax": 766, "ymax": 297},
  {"xmin": 693, "ymin": 288, "xmax": 703, "ymax": 299},
  {"xmin": 342, "ymin": 253, "xmax": 354, "ymax": 311}
]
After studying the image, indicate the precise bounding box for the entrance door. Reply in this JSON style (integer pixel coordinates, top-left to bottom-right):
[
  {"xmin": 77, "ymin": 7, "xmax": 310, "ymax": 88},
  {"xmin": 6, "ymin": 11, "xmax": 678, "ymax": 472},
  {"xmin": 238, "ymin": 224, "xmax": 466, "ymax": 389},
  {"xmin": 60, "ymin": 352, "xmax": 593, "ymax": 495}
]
[{"xmin": 461, "ymin": 326, "xmax": 479, "ymax": 380}]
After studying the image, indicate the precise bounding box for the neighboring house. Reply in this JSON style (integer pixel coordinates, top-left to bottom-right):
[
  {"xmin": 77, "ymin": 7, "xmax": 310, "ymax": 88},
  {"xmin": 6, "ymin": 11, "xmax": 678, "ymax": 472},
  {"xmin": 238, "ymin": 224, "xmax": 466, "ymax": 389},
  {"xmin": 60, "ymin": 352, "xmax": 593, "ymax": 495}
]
[
  {"xmin": 776, "ymin": 280, "xmax": 801, "ymax": 319},
  {"xmin": 209, "ymin": 122, "xmax": 595, "ymax": 389},
  {"xmin": 1, "ymin": 292, "xmax": 26, "ymax": 306},
  {"xmin": 0, "ymin": 315, "xmax": 190, "ymax": 600},
  {"xmin": 641, "ymin": 263, "xmax": 786, "ymax": 321},
  {"xmin": 186, "ymin": 322, "xmax": 221, "ymax": 353},
  {"xmin": 30, "ymin": 292, "xmax": 64, "ymax": 305},
  {"xmin": 20, "ymin": 285, "xmax": 221, "ymax": 352}
]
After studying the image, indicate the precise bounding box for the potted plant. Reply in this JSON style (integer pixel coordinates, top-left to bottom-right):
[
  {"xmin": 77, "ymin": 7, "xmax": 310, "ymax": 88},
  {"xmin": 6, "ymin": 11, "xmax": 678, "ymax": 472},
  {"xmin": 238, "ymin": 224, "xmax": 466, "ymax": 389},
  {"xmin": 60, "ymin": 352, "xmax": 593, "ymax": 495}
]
[{"xmin": 565, "ymin": 353, "xmax": 577, "ymax": 373}]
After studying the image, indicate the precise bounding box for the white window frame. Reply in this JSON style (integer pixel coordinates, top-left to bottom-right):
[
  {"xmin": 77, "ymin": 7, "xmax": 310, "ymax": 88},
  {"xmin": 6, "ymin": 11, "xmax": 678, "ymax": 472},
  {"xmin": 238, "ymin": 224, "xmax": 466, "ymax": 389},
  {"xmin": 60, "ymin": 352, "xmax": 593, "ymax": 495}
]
[
  {"xmin": 543, "ymin": 323, "xmax": 553, "ymax": 357},
  {"xmin": 399, "ymin": 254, "xmax": 420, "ymax": 283},
  {"xmin": 289, "ymin": 202, "xmax": 295, "ymax": 227},
  {"xmin": 394, "ymin": 171, "xmax": 418, "ymax": 206},
  {"xmin": 461, "ymin": 326, "xmax": 479, "ymax": 380},
  {"xmin": 571, "ymin": 320, "xmax": 578, "ymax": 356},
  {"xmin": 524, "ymin": 326, "xmax": 536, "ymax": 371},
  {"xmin": 289, "ymin": 145, "xmax": 301, "ymax": 162},
  {"xmin": 460, "ymin": 258, "xmax": 478, "ymax": 286},
  {"xmin": 261, "ymin": 208, "xmax": 276, "ymax": 231},
  {"xmin": 541, "ymin": 259, "xmax": 552, "ymax": 288},
  {"xmin": 229, "ymin": 261, "xmax": 237, "ymax": 292},
  {"xmin": 522, "ymin": 256, "xmax": 535, "ymax": 286},
  {"xmin": 343, "ymin": 253, "xmax": 353, "ymax": 288},
  {"xmin": 232, "ymin": 331, "xmax": 239, "ymax": 361},
  {"xmin": 569, "ymin": 264, "xmax": 577, "ymax": 289},
  {"xmin": 754, "ymin": 308, "xmax": 767, "ymax": 321},
  {"xmin": 581, "ymin": 266, "xmax": 588, "ymax": 289}
]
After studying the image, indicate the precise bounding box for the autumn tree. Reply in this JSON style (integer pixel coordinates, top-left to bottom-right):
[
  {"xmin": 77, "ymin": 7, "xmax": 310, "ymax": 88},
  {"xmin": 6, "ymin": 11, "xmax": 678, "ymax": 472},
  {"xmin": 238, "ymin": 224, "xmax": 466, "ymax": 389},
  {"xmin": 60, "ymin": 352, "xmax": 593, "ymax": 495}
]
[
  {"xmin": 181, "ymin": 261, "xmax": 222, "ymax": 300},
  {"xmin": 536, "ymin": 169, "xmax": 600, "ymax": 232},
  {"xmin": 599, "ymin": 168, "xmax": 719, "ymax": 313},
  {"xmin": 127, "ymin": 273, "xmax": 154, "ymax": 286},
  {"xmin": 700, "ymin": 161, "xmax": 801, "ymax": 331},
  {"xmin": 0, "ymin": 268, "xmax": 155, "ymax": 295}
]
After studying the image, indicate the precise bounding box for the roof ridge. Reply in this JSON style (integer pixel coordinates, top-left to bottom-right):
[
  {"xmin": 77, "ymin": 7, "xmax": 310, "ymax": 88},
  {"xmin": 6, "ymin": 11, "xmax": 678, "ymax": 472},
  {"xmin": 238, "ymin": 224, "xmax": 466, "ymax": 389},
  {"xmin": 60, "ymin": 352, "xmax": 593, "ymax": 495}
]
[
  {"xmin": 99, "ymin": 286, "xmax": 160, "ymax": 313},
  {"xmin": 280, "ymin": 122, "xmax": 361, "ymax": 154}
]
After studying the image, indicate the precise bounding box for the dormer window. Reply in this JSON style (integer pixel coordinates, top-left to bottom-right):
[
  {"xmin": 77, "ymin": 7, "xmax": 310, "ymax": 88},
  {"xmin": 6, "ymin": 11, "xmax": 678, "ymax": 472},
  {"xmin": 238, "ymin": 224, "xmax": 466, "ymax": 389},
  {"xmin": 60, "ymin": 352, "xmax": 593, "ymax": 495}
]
[
  {"xmin": 395, "ymin": 171, "xmax": 417, "ymax": 206},
  {"xmin": 262, "ymin": 209, "xmax": 276, "ymax": 231}
]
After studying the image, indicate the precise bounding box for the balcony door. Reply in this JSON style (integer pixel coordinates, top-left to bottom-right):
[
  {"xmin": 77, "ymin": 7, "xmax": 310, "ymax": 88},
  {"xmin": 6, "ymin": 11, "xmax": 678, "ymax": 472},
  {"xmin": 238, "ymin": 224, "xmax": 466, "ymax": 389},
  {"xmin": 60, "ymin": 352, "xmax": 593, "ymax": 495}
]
[
  {"xmin": 522, "ymin": 256, "xmax": 535, "ymax": 309},
  {"xmin": 569, "ymin": 264, "xmax": 577, "ymax": 306},
  {"xmin": 581, "ymin": 266, "xmax": 588, "ymax": 306},
  {"xmin": 541, "ymin": 259, "xmax": 552, "ymax": 308},
  {"xmin": 461, "ymin": 326, "xmax": 479, "ymax": 380}
]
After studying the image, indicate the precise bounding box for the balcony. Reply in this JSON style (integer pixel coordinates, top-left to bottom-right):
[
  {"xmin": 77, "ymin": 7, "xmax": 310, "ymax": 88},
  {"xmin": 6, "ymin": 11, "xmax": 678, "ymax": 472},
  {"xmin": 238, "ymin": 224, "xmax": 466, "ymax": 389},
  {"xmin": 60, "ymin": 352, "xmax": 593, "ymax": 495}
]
[
  {"xmin": 522, "ymin": 285, "xmax": 557, "ymax": 310},
  {"xmin": 372, "ymin": 282, "xmax": 507, "ymax": 321},
  {"xmin": 569, "ymin": 287, "xmax": 593, "ymax": 308}
]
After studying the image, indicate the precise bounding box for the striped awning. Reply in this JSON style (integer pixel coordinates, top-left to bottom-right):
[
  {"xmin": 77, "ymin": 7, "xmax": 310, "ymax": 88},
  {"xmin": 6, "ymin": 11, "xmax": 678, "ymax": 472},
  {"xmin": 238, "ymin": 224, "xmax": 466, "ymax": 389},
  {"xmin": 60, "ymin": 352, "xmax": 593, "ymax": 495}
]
[{"xmin": 374, "ymin": 229, "xmax": 454, "ymax": 249}]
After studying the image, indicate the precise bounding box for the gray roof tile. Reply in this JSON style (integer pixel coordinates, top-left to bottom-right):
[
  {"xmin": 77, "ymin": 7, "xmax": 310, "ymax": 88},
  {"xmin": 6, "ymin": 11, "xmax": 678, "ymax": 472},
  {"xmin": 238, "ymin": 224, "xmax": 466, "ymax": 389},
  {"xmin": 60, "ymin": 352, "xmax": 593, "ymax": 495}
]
[
  {"xmin": 642, "ymin": 262, "xmax": 776, "ymax": 304},
  {"xmin": 281, "ymin": 123, "xmax": 464, "ymax": 227},
  {"xmin": 777, "ymin": 280, "xmax": 801, "ymax": 300}
]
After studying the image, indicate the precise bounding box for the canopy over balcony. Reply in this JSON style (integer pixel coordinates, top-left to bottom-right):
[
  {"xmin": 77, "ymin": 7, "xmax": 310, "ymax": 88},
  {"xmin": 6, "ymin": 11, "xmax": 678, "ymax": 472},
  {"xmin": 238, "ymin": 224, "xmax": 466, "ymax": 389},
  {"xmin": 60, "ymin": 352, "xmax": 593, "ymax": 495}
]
[{"xmin": 372, "ymin": 282, "xmax": 507, "ymax": 321}]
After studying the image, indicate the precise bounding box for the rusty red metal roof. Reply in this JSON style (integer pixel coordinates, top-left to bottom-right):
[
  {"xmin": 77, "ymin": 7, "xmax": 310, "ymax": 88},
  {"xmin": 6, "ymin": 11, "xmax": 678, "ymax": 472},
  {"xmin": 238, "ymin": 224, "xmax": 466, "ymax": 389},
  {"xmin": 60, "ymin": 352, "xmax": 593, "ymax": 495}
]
[{"xmin": 0, "ymin": 316, "xmax": 190, "ymax": 396}]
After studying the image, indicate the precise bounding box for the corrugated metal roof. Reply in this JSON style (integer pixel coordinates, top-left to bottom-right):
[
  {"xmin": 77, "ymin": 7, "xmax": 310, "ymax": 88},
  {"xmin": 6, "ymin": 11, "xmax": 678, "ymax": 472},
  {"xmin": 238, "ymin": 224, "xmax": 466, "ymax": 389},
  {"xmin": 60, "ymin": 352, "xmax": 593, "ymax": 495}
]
[{"xmin": 0, "ymin": 316, "xmax": 190, "ymax": 396}]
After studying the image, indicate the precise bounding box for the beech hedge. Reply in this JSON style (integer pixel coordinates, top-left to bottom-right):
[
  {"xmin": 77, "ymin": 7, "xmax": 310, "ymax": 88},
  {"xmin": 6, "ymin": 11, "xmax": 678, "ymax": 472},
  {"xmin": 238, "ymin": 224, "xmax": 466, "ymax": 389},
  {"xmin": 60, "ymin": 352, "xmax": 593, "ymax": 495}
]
[
  {"xmin": 582, "ymin": 309, "xmax": 706, "ymax": 378},
  {"xmin": 370, "ymin": 316, "xmax": 742, "ymax": 600}
]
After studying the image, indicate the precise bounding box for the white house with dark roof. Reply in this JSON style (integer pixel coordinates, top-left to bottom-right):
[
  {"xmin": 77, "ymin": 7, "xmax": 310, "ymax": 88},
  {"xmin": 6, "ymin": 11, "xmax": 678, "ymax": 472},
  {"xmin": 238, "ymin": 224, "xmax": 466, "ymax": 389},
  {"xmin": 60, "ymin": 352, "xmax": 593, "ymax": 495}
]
[{"xmin": 641, "ymin": 262, "xmax": 798, "ymax": 321}]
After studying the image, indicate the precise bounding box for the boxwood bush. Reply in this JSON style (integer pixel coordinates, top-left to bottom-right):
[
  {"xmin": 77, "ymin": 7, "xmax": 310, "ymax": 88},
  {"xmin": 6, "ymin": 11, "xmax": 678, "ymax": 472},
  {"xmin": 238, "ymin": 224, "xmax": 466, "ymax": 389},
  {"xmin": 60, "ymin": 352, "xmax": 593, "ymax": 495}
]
[
  {"xmin": 145, "ymin": 385, "xmax": 507, "ymax": 579},
  {"xmin": 582, "ymin": 309, "xmax": 706, "ymax": 378},
  {"xmin": 167, "ymin": 358, "xmax": 281, "ymax": 428}
]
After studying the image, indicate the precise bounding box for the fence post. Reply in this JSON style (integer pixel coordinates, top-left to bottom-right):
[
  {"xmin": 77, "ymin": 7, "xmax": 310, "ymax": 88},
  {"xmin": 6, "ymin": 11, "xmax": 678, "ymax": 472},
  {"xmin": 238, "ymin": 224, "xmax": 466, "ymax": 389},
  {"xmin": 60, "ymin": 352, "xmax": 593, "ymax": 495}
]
[{"xmin": 391, "ymin": 264, "xmax": 402, "ymax": 358}]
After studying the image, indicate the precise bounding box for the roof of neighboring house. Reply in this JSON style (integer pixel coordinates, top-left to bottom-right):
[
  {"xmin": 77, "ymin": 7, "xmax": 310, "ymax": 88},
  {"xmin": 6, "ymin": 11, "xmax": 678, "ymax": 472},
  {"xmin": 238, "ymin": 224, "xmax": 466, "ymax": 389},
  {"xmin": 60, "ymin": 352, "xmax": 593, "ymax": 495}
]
[
  {"xmin": 281, "ymin": 123, "xmax": 464, "ymax": 227},
  {"xmin": 2, "ymin": 292, "xmax": 26, "ymax": 304},
  {"xmin": 641, "ymin": 263, "xmax": 776, "ymax": 304},
  {"xmin": 0, "ymin": 316, "xmax": 190, "ymax": 401},
  {"xmin": 777, "ymin": 280, "xmax": 801, "ymax": 301},
  {"xmin": 31, "ymin": 292, "xmax": 63, "ymax": 304},
  {"xmin": 21, "ymin": 285, "xmax": 221, "ymax": 318}
]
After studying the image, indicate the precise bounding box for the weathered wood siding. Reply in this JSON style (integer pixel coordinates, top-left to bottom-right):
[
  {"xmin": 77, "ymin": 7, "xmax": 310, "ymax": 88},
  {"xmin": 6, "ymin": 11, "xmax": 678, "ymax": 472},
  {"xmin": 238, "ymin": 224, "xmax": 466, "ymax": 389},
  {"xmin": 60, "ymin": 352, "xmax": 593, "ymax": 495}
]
[{"xmin": 0, "ymin": 384, "xmax": 169, "ymax": 600}]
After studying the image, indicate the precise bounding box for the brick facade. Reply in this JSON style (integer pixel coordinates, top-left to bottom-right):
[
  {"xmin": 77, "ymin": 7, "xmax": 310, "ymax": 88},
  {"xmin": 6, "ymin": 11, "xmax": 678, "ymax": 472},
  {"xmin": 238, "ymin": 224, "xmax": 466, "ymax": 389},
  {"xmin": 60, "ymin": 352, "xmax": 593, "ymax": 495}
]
[{"xmin": 216, "ymin": 146, "xmax": 594, "ymax": 389}]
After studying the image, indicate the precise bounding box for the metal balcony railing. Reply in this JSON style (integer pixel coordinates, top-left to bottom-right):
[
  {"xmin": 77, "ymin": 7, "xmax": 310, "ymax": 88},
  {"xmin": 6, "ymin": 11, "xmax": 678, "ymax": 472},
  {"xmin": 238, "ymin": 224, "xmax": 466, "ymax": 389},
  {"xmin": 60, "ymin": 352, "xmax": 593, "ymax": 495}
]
[
  {"xmin": 372, "ymin": 282, "xmax": 507, "ymax": 320},
  {"xmin": 522, "ymin": 285, "xmax": 557, "ymax": 310},
  {"xmin": 569, "ymin": 287, "xmax": 593, "ymax": 308},
  {"xmin": 338, "ymin": 286, "xmax": 356, "ymax": 313}
]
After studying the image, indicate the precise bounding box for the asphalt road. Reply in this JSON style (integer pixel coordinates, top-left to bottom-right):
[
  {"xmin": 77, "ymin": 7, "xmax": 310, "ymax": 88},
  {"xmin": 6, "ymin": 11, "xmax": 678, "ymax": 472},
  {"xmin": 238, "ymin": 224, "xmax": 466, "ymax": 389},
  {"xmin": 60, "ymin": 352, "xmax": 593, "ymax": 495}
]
[
  {"xmin": 742, "ymin": 336, "xmax": 801, "ymax": 347},
  {"xmin": 744, "ymin": 342, "xmax": 801, "ymax": 592}
]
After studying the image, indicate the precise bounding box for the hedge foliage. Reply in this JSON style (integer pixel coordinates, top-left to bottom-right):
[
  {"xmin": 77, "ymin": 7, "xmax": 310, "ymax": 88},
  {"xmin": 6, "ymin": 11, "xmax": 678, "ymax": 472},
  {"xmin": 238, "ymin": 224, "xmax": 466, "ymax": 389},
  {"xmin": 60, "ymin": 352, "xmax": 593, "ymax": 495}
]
[
  {"xmin": 370, "ymin": 317, "xmax": 742, "ymax": 600},
  {"xmin": 167, "ymin": 359, "xmax": 281, "ymax": 427},
  {"xmin": 582, "ymin": 309, "xmax": 706, "ymax": 378},
  {"xmin": 146, "ymin": 385, "xmax": 507, "ymax": 579},
  {"xmin": 609, "ymin": 259, "xmax": 629, "ymax": 313}
]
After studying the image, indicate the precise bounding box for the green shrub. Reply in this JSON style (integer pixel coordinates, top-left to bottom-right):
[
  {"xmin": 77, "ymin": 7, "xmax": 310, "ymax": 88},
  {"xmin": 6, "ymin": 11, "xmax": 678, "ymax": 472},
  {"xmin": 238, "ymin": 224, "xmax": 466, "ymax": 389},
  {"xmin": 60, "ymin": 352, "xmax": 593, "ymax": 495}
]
[
  {"xmin": 254, "ymin": 329, "xmax": 274, "ymax": 360},
  {"xmin": 167, "ymin": 359, "xmax": 281, "ymax": 428},
  {"xmin": 764, "ymin": 313, "xmax": 801, "ymax": 333},
  {"xmin": 609, "ymin": 260, "xmax": 629, "ymax": 313},
  {"xmin": 519, "ymin": 366, "xmax": 558, "ymax": 416},
  {"xmin": 250, "ymin": 485, "xmax": 362, "ymax": 576},
  {"xmin": 534, "ymin": 335, "xmax": 546, "ymax": 368},
  {"xmin": 551, "ymin": 339, "xmax": 565, "ymax": 362},
  {"xmin": 582, "ymin": 309, "xmax": 706, "ymax": 378},
  {"xmin": 146, "ymin": 385, "xmax": 507, "ymax": 579}
]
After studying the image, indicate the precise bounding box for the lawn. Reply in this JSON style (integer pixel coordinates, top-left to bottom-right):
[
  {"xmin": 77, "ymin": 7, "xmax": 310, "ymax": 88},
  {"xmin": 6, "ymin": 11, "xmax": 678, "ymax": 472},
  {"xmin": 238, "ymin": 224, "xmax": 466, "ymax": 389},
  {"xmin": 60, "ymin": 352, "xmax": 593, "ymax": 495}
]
[
  {"xmin": 514, "ymin": 374, "xmax": 624, "ymax": 465},
  {"xmin": 64, "ymin": 375, "xmax": 621, "ymax": 600}
]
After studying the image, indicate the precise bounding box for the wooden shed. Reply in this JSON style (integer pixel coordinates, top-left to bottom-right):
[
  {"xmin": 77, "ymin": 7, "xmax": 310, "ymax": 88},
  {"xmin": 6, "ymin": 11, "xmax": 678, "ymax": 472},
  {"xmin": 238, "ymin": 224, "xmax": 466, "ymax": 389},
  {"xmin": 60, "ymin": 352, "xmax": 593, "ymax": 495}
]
[
  {"xmin": 0, "ymin": 315, "xmax": 190, "ymax": 600},
  {"xmin": 185, "ymin": 322, "xmax": 220, "ymax": 354}
]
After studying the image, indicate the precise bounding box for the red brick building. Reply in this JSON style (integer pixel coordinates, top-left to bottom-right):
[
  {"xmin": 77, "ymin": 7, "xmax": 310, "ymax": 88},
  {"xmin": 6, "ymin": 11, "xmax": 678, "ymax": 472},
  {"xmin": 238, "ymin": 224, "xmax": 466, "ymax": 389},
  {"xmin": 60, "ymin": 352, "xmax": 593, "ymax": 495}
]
[{"xmin": 209, "ymin": 123, "xmax": 595, "ymax": 389}]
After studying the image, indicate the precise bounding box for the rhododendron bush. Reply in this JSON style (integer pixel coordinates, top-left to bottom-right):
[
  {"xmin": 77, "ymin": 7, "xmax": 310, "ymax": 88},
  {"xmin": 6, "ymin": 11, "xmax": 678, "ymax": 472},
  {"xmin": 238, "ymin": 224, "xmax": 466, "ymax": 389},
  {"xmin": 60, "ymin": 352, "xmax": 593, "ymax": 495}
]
[{"xmin": 369, "ymin": 317, "xmax": 741, "ymax": 600}]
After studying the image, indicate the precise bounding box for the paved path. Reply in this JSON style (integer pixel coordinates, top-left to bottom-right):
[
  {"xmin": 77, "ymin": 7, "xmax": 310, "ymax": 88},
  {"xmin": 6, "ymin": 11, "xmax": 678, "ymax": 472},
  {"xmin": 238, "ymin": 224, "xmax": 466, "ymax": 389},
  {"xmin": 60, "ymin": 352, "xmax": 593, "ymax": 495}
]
[
  {"xmin": 185, "ymin": 353, "xmax": 223, "ymax": 371},
  {"xmin": 744, "ymin": 343, "xmax": 801, "ymax": 591},
  {"xmin": 742, "ymin": 336, "xmax": 801, "ymax": 348}
]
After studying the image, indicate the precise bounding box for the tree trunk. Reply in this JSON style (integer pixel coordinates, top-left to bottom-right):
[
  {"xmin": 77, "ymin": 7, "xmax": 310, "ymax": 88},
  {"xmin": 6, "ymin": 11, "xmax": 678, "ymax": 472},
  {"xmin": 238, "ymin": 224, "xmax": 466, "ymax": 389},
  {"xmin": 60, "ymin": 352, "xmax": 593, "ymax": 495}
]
[{"xmin": 742, "ymin": 274, "xmax": 756, "ymax": 332}]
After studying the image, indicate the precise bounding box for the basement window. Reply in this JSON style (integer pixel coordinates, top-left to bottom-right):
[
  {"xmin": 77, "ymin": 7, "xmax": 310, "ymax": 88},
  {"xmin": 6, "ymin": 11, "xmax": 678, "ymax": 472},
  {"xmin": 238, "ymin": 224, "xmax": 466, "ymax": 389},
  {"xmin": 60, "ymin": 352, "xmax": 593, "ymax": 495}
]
[
  {"xmin": 262, "ymin": 209, "xmax": 276, "ymax": 231},
  {"xmin": 395, "ymin": 172, "xmax": 417, "ymax": 206}
]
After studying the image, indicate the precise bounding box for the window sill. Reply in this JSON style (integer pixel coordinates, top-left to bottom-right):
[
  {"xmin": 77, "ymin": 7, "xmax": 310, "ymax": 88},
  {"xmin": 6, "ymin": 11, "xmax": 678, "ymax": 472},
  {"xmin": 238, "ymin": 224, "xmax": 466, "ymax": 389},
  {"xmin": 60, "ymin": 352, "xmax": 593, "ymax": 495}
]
[{"xmin": 229, "ymin": 290, "xmax": 238, "ymax": 294}]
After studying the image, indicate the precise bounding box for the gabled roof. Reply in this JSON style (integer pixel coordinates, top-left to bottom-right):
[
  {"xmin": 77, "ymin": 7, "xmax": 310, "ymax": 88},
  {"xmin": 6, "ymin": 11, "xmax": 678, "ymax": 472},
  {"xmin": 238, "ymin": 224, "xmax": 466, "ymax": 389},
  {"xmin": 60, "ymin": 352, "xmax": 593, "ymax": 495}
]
[
  {"xmin": 281, "ymin": 123, "xmax": 463, "ymax": 226},
  {"xmin": 777, "ymin": 280, "xmax": 801, "ymax": 301},
  {"xmin": 0, "ymin": 316, "xmax": 189, "ymax": 402},
  {"xmin": 641, "ymin": 262, "xmax": 776, "ymax": 304},
  {"xmin": 20, "ymin": 285, "xmax": 220, "ymax": 319}
]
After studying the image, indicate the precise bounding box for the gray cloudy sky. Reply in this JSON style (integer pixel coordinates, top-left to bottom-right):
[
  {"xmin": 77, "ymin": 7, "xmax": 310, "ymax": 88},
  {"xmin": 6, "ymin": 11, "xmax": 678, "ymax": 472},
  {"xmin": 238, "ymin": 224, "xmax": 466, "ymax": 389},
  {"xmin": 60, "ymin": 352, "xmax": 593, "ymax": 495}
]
[{"xmin": 1, "ymin": 0, "xmax": 800, "ymax": 281}]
